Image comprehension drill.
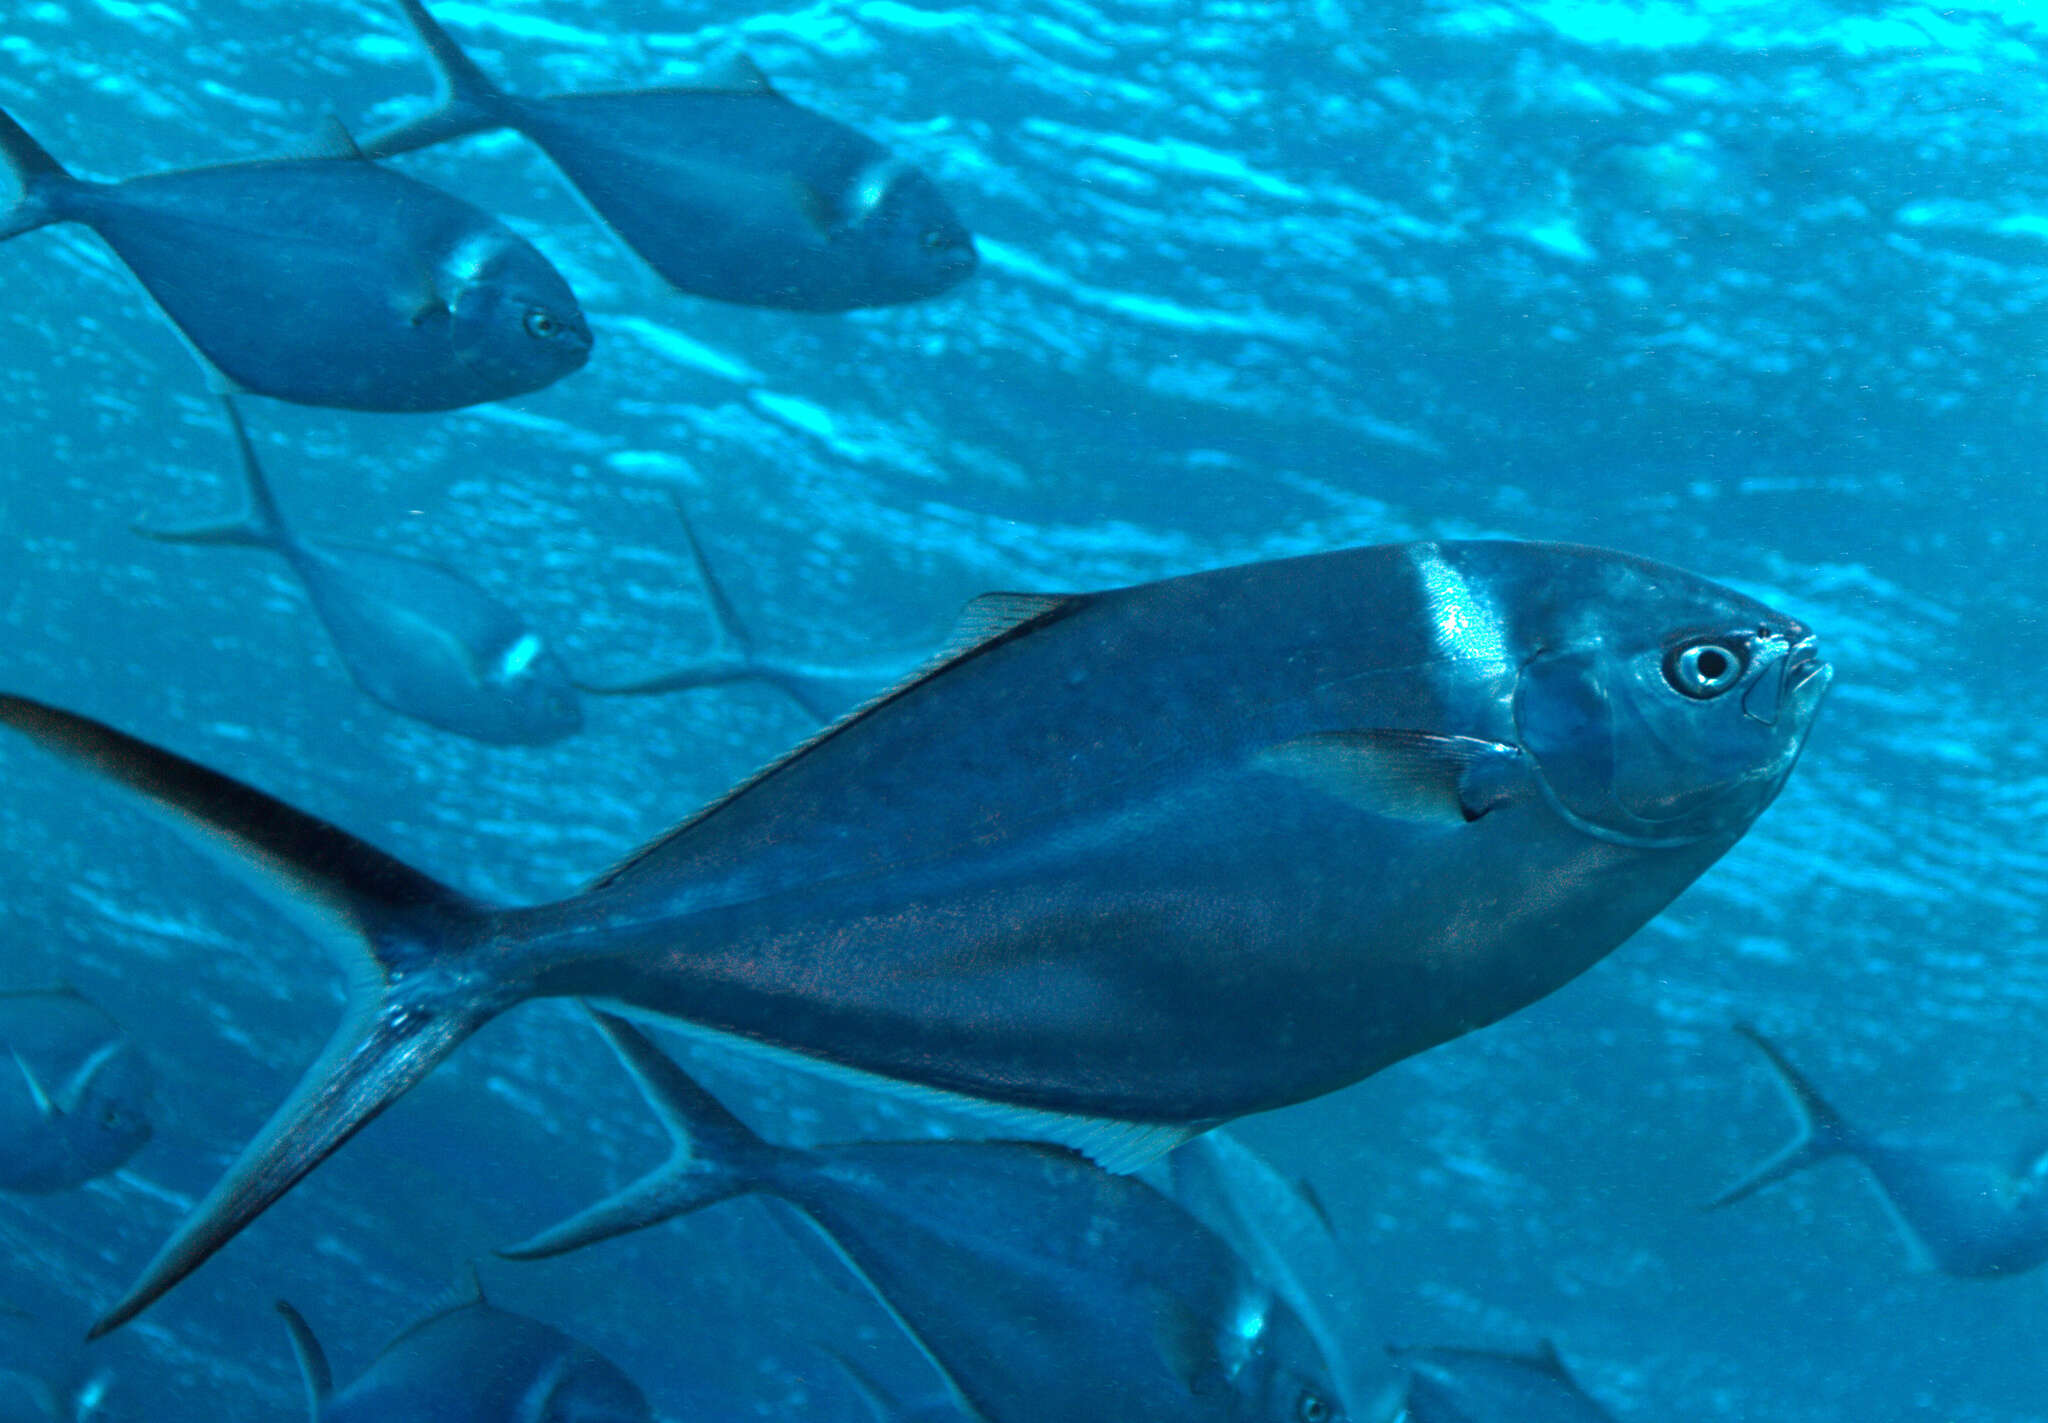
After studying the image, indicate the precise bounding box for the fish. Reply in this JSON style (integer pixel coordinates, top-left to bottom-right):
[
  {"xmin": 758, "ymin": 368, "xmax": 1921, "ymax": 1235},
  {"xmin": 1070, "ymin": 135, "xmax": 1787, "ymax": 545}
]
[
  {"xmin": 0, "ymin": 537, "xmax": 1830, "ymax": 1332},
  {"xmin": 1708, "ymin": 1023, "xmax": 2048, "ymax": 1277},
  {"xmin": 502, "ymin": 1011, "xmax": 1352, "ymax": 1423},
  {"xmin": 574, "ymin": 498, "xmax": 928, "ymax": 725},
  {"xmin": 137, "ymin": 398, "xmax": 583, "ymax": 746},
  {"xmin": 360, "ymin": 0, "xmax": 978, "ymax": 311},
  {"xmin": 0, "ymin": 107, "xmax": 590, "ymax": 411},
  {"xmin": 0, "ymin": 987, "xmax": 150, "ymax": 1194},
  {"xmin": 274, "ymin": 1271, "xmax": 650, "ymax": 1423},
  {"xmin": 1390, "ymin": 1342, "xmax": 1618, "ymax": 1423},
  {"xmin": 1166, "ymin": 1134, "xmax": 1406, "ymax": 1423}
]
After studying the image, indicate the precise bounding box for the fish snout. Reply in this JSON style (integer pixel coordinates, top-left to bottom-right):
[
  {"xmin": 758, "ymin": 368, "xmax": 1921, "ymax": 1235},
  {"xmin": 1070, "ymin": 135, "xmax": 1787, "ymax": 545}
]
[{"xmin": 1742, "ymin": 634, "xmax": 1830, "ymax": 728}]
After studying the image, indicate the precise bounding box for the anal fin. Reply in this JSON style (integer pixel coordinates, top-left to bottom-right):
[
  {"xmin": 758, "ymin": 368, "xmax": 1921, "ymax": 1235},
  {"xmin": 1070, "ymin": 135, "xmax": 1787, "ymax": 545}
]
[{"xmin": 592, "ymin": 1003, "xmax": 1206, "ymax": 1174}]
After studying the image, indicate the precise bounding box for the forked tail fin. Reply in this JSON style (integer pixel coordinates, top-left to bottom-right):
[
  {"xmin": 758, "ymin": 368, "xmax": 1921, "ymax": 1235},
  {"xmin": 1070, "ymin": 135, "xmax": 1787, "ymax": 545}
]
[
  {"xmin": 0, "ymin": 695, "xmax": 513, "ymax": 1335},
  {"xmin": 0, "ymin": 106, "xmax": 73, "ymax": 242},
  {"xmin": 498, "ymin": 1009, "xmax": 779, "ymax": 1260},
  {"xmin": 359, "ymin": 0, "xmax": 518, "ymax": 158},
  {"xmin": 132, "ymin": 397, "xmax": 289, "ymax": 553},
  {"xmin": 1706, "ymin": 1023, "xmax": 1857, "ymax": 1211}
]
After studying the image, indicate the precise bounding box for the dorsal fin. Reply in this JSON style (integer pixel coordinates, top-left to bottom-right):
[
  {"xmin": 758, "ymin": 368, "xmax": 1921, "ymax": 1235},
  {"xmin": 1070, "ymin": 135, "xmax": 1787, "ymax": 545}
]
[
  {"xmin": 690, "ymin": 52, "xmax": 776, "ymax": 95},
  {"xmin": 584, "ymin": 590, "xmax": 1087, "ymax": 893},
  {"xmin": 1531, "ymin": 1338, "xmax": 1573, "ymax": 1378},
  {"xmin": 419, "ymin": 1260, "xmax": 488, "ymax": 1322},
  {"xmin": 282, "ymin": 114, "xmax": 366, "ymax": 163}
]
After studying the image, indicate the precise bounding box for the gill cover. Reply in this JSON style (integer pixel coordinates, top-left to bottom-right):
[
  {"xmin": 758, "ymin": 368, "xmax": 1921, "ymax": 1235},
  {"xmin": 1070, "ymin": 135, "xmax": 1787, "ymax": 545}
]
[{"xmin": 1513, "ymin": 631, "xmax": 1823, "ymax": 848}]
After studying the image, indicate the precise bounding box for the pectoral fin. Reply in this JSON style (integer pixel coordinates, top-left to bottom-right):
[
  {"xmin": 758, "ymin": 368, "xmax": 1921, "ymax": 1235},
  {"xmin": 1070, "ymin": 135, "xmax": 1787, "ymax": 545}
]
[
  {"xmin": 11, "ymin": 1051, "xmax": 54, "ymax": 1120},
  {"xmin": 1256, "ymin": 730, "xmax": 1529, "ymax": 825},
  {"xmin": 790, "ymin": 178, "xmax": 838, "ymax": 240},
  {"xmin": 1147, "ymin": 1292, "xmax": 1227, "ymax": 1398}
]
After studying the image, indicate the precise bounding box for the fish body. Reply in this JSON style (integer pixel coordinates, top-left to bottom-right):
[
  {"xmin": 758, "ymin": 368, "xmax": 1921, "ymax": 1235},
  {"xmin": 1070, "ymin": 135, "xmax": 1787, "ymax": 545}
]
[
  {"xmin": 276, "ymin": 1287, "xmax": 650, "ymax": 1423},
  {"xmin": 363, "ymin": 1, "xmax": 977, "ymax": 310},
  {"xmin": 0, "ymin": 109, "xmax": 589, "ymax": 411},
  {"xmin": 0, "ymin": 538, "xmax": 1829, "ymax": 1330},
  {"xmin": 507, "ymin": 1013, "xmax": 1350, "ymax": 1423},
  {"xmin": 139, "ymin": 400, "xmax": 581, "ymax": 745},
  {"xmin": 0, "ymin": 988, "xmax": 150, "ymax": 1194},
  {"xmin": 1711, "ymin": 1025, "xmax": 2048, "ymax": 1277},
  {"xmin": 1392, "ymin": 1343, "xmax": 1617, "ymax": 1423}
]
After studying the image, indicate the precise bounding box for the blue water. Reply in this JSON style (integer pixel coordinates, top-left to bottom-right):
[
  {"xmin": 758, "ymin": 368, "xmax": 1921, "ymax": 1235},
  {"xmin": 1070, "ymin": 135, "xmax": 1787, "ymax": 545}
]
[{"xmin": 3, "ymin": 0, "xmax": 2045, "ymax": 1418}]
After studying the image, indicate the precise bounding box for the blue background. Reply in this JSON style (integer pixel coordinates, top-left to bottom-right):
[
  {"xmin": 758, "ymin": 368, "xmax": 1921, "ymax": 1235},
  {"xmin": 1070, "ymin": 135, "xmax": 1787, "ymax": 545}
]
[{"xmin": 1, "ymin": 0, "xmax": 2043, "ymax": 1417}]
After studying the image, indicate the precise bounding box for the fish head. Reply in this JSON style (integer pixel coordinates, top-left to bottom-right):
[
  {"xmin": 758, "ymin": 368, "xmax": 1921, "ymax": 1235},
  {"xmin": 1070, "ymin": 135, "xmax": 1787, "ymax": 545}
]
[
  {"xmin": 1504, "ymin": 545, "xmax": 1832, "ymax": 849},
  {"xmin": 482, "ymin": 632, "xmax": 584, "ymax": 745},
  {"xmin": 842, "ymin": 161, "xmax": 978, "ymax": 301},
  {"xmin": 1236, "ymin": 1300, "xmax": 1350, "ymax": 1423},
  {"xmin": 444, "ymin": 230, "xmax": 593, "ymax": 395}
]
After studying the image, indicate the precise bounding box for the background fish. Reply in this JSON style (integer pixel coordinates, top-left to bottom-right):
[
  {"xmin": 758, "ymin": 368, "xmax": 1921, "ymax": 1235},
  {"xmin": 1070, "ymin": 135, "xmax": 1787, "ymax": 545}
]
[
  {"xmin": 0, "ymin": 538, "xmax": 1827, "ymax": 1332},
  {"xmin": 503, "ymin": 1011, "xmax": 1351, "ymax": 1423},
  {"xmin": 1391, "ymin": 1342, "xmax": 1618, "ymax": 1423},
  {"xmin": 0, "ymin": 988, "xmax": 149, "ymax": 1195},
  {"xmin": 0, "ymin": 108, "xmax": 589, "ymax": 410},
  {"xmin": 1708, "ymin": 1024, "xmax": 2048, "ymax": 1278},
  {"xmin": 361, "ymin": 0, "xmax": 978, "ymax": 311},
  {"xmin": 136, "ymin": 399, "xmax": 582, "ymax": 746},
  {"xmin": 1164, "ymin": 1134, "xmax": 1406, "ymax": 1423},
  {"xmin": 274, "ymin": 1272, "xmax": 650, "ymax": 1423}
]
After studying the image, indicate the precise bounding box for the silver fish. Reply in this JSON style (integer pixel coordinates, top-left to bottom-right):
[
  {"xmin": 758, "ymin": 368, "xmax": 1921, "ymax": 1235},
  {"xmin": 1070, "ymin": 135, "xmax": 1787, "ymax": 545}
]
[
  {"xmin": 0, "ymin": 539, "xmax": 1828, "ymax": 1332},
  {"xmin": 0, "ymin": 988, "xmax": 149, "ymax": 1194},
  {"xmin": 138, "ymin": 399, "xmax": 582, "ymax": 746},
  {"xmin": 504, "ymin": 1011, "xmax": 1350, "ymax": 1423},
  {"xmin": 361, "ymin": 1, "xmax": 976, "ymax": 311},
  {"xmin": 275, "ymin": 1273, "xmax": 649, "ymax": 1423},
  {"xmin": 0, "ymin": 109, "xmax": 589, "ymax": 411},
  {"xmin": 1710, "ymin": 1024, "xmax": 2048, "ymax": 1277}
]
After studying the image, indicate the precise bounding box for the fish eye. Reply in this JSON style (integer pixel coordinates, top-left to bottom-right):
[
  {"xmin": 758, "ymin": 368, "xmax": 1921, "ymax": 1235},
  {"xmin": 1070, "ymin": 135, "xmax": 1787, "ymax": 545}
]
[
  {"xmin": 921, "ymin": 228, "xmax": 952, "ymax": 251},
  {"xmin": 1296, "ymin": 1389, "xmax": 1333, "ymax": 1423},
  {"xmin": 1664, "ymin": 640, "xmax": 1746, "ymax": 699},
  {"xmin": 524, "ymin": 309, "xmax": 563, "ymax": 340}
]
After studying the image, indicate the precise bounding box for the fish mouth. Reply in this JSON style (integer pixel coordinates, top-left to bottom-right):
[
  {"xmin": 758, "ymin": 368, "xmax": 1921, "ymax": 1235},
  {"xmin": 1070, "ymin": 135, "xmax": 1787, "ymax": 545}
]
[{"xmin": 1743, "ymin": 635, "xmax": 1830, "ymax": 728}]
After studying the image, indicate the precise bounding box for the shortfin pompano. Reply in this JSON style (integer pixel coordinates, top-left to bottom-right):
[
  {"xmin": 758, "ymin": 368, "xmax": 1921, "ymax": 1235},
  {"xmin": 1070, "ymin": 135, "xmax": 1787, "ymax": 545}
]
[
  {"xmin": 583, "ymin": 589, "xmax": 1085, "ymax": 894},
  {"xmin": 10, "ymin": 1051, "xmax": 54, "ymax": 1120},
  {"xmin": 274, "ymin": 1300, "xmax": 336, "ymax": 1422},
  {"xmin": 1255, "ymin": 729, "xmax": 1528, "ymax": 826}
]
